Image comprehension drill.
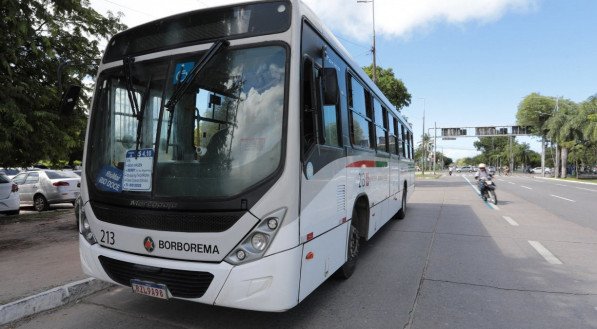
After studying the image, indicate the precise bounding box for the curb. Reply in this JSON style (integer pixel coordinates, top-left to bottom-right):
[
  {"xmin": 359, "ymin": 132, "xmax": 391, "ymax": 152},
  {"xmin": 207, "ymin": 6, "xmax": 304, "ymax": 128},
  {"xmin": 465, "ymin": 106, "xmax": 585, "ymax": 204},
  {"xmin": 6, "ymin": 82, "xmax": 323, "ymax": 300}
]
[
  {"xmin": 0, "ymin": 278, "xmax": 113, "ymax": 326},
  {"xmin": 534, "ymin": 176, "xmax": 597, "ymax": 186}
]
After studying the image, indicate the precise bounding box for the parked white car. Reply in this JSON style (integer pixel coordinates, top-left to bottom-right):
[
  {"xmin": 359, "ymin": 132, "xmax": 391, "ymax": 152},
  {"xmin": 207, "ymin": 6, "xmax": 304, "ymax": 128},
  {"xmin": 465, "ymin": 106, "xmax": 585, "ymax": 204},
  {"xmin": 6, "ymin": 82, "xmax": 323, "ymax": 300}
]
[
  {"xmin": 0, "ymin": 173, "xmax": 20, "ymax": 215},
  {"xmin": 0, "ymin": 168, "xmax": 22, "ymax": 179},
  {"xmin": 12, "ymin": 170, "xmax": 80, "ymax": 212},
  {"xmin": 531, "ymin": 167, "xmax": 552, "ymax": 174}
]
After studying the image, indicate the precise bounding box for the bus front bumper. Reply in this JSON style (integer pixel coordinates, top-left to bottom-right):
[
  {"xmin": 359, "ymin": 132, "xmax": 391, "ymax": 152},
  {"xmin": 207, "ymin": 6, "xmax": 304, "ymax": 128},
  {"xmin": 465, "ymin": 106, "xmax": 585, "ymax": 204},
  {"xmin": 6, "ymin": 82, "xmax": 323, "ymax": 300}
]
[{"xmin": 79, "ymin": 235, "xmax": 301, "ymax": 311}]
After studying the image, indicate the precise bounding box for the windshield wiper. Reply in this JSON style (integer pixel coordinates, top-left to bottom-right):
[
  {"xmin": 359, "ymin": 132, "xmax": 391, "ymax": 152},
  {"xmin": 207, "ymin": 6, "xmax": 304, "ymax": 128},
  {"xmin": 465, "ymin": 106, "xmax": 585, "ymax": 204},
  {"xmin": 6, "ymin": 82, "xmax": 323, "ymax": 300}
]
[
  {"xmin": 164, "ymin": 39, "xmax": 230, "ymax": 153},
  {"xmin": 122, "ymin": 57, "xmax": 151, "ymax": 155}
]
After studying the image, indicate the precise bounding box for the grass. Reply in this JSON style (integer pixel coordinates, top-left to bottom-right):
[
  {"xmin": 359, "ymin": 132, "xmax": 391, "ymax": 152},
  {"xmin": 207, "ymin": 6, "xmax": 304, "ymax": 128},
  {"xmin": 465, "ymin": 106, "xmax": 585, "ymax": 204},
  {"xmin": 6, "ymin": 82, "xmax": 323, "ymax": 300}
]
[
  {"xmin": 556, "ymin": 177, "xmax": 597, "ymax": 184},
  {"xmin": 416, "ymin": 172, "xmax": 442, "ymax": 179}
]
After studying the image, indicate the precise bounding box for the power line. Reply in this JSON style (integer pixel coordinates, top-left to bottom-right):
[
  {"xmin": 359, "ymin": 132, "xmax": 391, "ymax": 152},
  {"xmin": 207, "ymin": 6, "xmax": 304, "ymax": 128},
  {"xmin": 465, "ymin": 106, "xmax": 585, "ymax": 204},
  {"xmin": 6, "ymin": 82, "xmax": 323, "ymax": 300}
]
[
  {"xmin": 98, "ymin": 0, "xmax": 157, "ymax": 18},
  {"xmin": 335, "ymin": 35, "xmax": 370, "ymax": 50}
]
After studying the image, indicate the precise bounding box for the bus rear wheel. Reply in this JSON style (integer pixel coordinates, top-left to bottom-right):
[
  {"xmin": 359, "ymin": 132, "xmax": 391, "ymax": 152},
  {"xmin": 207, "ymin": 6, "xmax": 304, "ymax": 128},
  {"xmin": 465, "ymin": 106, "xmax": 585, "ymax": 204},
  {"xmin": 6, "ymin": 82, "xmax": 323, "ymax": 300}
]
[
  {"xmin": 396, "ymin": 188, "xmax": 407, "ymax": 220},
  {"xmin": 335, "ymin": 220, "xmax": 360, "ymax": 280}
]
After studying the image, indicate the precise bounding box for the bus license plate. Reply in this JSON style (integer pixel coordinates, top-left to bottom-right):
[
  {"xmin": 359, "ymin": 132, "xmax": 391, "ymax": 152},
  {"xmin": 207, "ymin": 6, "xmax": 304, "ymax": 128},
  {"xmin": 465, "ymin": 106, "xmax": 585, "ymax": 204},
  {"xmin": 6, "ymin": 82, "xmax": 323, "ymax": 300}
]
[{"xmin": 130, "ymin": 279, "xmax": 169, "ymax": 300}]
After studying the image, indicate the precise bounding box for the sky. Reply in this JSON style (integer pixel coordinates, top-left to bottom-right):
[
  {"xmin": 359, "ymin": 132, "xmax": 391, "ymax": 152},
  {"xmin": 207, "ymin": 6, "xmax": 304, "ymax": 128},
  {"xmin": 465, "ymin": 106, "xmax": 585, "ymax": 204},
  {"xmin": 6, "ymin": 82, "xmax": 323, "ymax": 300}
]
[{"xmin": 89, "ymin": 0, "xmax": 597, "ymax": 161}]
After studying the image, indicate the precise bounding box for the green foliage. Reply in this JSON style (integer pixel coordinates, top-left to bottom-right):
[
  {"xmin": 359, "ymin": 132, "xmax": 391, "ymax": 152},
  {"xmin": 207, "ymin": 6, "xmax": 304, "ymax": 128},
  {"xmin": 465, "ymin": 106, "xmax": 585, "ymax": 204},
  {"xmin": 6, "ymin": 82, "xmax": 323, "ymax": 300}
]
[
  {"xmin": 516, "ymin": 93, "xmax": 555, "ymax": 136},
  {"xmin": 0, "ymin": 0, "xmax": 126, "ymax": 167},
  {"xmin": 467, "ymin": 136, "xmax": 542, "ymax": 169},
  {"xmin": 362, "ymin": 64, "xmax": 411, "ymax": 110}
]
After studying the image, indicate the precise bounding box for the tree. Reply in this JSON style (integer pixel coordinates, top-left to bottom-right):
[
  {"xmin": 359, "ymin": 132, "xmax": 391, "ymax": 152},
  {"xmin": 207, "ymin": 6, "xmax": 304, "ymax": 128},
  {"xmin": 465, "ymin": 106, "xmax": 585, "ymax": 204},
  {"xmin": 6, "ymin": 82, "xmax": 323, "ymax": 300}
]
[
  {"xmin": 415, "ymin": 133, "xmax": 433, "ymax": 171},
  {"xmin": 363, "ymin": 65, "xmax": 411, "ymax": 110},
  {"xmin": 545, "ymin": 99, "xmax": 579, "ymax": 178},
  {"xmin": 516, "ymin": 93, "xmax": 555, "ymax": 136},
  {"xmin": 0, "ymin": 0, "xmax": 126, "ymax": 167}
]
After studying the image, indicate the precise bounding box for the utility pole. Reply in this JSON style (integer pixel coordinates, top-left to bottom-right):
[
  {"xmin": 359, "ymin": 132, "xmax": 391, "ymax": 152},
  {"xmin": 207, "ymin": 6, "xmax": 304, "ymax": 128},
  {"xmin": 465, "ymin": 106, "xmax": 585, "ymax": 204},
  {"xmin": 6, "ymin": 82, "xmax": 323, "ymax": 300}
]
[
  {"xmin": 510, "ymin": 135, "xmax": 514, "ymax": 172},
  {"xmin": 357, "ymin": 0, "xmax": 376, "ymax": 83},
  {"xmin": 420, "ymin": 98, "xmax": 426, "ymax": 174},
  {"xmin": 433, "ymin": 122, "xmax": 437, "ymax": 175}
]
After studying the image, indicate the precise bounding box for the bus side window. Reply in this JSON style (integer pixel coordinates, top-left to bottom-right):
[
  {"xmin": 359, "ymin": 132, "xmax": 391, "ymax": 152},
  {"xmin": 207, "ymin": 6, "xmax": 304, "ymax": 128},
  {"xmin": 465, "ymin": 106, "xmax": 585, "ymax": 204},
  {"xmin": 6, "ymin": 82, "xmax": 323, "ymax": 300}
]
[
  {"xmin": 373, "ymin": 100, "xmax": 388, "ymax": 153},
  {"xmin": 410, "ymin": 133, "xmax": 415, "ymax": 159},
  {"xmin": 320, "ymin": 68, "xmax": 340, "ymax": 147},
  {"xmin": 302, "ymin": 58, "xmax": 318, "ymax": 155},
  {"xmin": 390, "ymin": 117, "xmax": 398, "ymax": 156},
  {"xmin": 347, "ymin": 75, "xmax": 371, "ymax": 149}
]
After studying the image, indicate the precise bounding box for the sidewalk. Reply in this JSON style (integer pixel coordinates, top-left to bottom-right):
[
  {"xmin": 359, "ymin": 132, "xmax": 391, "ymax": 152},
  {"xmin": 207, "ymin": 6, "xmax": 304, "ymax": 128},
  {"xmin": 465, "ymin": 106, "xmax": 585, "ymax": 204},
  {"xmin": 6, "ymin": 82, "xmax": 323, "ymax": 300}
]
[{"xmin": 0, "ymin": 209, "xmax": 110, "ymax": 325}]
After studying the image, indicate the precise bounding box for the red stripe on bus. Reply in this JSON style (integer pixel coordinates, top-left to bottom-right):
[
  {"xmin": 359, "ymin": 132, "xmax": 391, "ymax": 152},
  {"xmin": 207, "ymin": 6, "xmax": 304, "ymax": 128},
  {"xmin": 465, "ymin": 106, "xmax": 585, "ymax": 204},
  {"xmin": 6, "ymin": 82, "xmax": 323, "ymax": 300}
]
[
  {"xmin": 346, "ymin": 160, "xmax": 376, "ymax": 168},
  {"xmin": 346, "ymin": 160, "xmax": 388, "ymax": 168}
]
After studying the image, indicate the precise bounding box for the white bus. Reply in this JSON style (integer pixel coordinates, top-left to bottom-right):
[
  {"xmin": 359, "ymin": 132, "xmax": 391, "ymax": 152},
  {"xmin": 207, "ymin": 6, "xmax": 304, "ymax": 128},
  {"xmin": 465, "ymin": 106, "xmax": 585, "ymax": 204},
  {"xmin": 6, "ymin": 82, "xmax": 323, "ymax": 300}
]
[{"xmin": 76, "ymin": 0, "xmax": 415, "ymax": 311}]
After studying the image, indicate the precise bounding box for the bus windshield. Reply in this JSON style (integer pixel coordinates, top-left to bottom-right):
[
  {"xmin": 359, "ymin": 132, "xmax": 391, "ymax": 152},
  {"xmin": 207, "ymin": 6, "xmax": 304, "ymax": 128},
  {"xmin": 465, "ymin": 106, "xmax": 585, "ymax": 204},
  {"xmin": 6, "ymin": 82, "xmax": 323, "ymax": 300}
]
[{"xmin": 88, "ymin": 45, "xmax": 287, "ymax": 199}]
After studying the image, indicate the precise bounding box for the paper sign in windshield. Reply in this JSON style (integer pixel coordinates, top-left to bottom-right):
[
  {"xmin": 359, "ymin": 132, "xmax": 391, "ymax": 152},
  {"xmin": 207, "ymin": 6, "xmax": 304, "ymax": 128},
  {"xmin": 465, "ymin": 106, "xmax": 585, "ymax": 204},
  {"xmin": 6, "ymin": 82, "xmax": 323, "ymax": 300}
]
[{"xmin": 123, "ymin": 149, "xmax": 154, "ymax": 191}]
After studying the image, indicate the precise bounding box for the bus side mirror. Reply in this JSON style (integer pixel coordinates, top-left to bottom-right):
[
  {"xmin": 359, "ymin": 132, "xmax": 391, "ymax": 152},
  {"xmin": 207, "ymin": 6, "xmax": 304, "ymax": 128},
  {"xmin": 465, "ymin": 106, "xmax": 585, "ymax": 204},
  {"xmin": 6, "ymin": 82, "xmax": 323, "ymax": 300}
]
[
  {"xmin": 59, "ymin": 85, "xmax": 81, "ymax": 115},
  {"xmin": 321, "ymin": 68, "xmax": 339, "ymax": 106}
]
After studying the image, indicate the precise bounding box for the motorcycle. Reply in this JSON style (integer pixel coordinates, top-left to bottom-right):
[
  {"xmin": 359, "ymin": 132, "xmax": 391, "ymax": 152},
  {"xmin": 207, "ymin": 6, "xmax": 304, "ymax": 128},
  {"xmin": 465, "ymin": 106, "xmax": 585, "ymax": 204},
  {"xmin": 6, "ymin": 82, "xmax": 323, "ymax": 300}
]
[
  {"xmin": 479, "ymin": 178, "xmax": 497, "ymax": 205},
  {"xmin": 448, "ymin": 168, "xmax": 453, "ymax": 176}
]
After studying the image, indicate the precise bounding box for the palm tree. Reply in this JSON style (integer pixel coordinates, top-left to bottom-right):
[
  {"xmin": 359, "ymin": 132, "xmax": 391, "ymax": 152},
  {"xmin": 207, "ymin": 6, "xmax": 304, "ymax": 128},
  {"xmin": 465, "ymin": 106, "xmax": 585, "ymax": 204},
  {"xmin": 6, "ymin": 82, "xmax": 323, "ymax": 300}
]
[
  {"xmin": 546, "ymin": 99, "xmax": 579, "ymax": 178},
  {"xmin": 417, "ymin": 133, "xmax": 433, "ymax": 172},
  {"xmin": 580, "ymin": 96, "xmax": 597, "ymax": 143}
]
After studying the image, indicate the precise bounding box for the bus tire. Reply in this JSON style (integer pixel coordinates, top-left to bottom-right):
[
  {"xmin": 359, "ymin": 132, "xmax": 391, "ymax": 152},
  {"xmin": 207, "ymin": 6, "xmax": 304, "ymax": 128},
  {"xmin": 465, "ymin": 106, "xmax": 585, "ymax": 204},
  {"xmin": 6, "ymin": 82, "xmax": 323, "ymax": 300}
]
[
  {"xmin": 335, "ymin": 218, "xmax": 360, "ymax": 280},
  {"xmin": 396, "ymin": 188, "xmax": 407, "ymax": 220}
]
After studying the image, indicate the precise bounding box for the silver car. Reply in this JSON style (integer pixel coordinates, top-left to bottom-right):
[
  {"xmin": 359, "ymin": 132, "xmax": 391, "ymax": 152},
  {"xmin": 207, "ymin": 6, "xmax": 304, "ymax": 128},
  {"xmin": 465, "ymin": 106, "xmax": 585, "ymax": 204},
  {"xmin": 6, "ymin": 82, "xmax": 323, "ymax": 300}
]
[{"xmin": 12, "ymin": 170, "xmax": 80, "ymax": 212}]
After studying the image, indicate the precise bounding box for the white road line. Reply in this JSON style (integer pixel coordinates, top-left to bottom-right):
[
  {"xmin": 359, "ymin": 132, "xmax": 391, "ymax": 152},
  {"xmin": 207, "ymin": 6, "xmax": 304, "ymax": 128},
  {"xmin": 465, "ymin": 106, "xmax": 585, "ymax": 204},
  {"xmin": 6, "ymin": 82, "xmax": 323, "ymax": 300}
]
[
  {"xmin": 575, "ymin": 187, "xmax": 597, "ymax": 192},
  {"xmin": 462, "ymin": 176, "xmax": 480, "ymax": 194},
  {"xmin": 550, "ymin": 194, "xmax": 576, "ymax": 202},
  {"xmin": 556, "ymin": 184, "xmax": 567, "ymax": 187},
  {"xmin": 528, "ymin": 241, "xmax": 563, "ymax": 265},
  {"xmin": 508, "ymin": 182, "xmax": 516, "ymax": 185},
  {"xmin": 497, "ymin": 179, "xmax": 505, "ymax": 182},
  {"xmin": 502, "ymin": 216, "xmax": 519, "ymax": 226},
  {"xmin": 488, "ymin": 203, "xmax": 500, "ymax": 210},
  {"xmin": 520, "ymin": 186, "xmax": 532, "ymax": 190}
]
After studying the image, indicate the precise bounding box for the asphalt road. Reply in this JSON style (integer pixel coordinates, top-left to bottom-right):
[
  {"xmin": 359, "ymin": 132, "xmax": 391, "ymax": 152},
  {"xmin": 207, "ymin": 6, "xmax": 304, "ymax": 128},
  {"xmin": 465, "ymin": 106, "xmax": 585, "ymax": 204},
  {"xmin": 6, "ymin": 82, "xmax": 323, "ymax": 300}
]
[{"xmin": 8, "ymin": 176, "xmax": 597, "ymax": 329}]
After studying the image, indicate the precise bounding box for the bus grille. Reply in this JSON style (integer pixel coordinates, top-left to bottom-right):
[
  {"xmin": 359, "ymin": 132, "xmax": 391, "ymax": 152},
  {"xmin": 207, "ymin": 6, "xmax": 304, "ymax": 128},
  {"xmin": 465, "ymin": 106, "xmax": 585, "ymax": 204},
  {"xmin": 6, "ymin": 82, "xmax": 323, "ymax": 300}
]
[
  {"xmin": 98, "ymin": 256, "xmax": 214, "ymax": 299},
  {"xmin": 91, "ymin": 201, "xmax": 244, "ymax": 232}
]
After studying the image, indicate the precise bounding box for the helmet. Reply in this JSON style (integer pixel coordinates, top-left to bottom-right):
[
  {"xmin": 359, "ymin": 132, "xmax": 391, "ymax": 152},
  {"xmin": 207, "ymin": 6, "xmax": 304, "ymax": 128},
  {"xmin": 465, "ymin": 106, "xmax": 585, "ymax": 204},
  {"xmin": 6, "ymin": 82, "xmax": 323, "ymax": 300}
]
[{"xmin": 478, "ymin": 163, "xmax": 486, "ymax": 169}]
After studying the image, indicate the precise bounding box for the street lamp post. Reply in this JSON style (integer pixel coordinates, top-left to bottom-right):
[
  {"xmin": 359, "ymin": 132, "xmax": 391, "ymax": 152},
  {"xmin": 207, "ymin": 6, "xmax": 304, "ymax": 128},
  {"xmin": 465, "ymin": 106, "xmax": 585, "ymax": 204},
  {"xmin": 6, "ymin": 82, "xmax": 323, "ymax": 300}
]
[
  {"xmin": 357, "ymin": 0, "xmax": 376, "ymax": 83},
  {"xmin": 419, "ymin": 98, "xmax": 426, "ymax": 174}
]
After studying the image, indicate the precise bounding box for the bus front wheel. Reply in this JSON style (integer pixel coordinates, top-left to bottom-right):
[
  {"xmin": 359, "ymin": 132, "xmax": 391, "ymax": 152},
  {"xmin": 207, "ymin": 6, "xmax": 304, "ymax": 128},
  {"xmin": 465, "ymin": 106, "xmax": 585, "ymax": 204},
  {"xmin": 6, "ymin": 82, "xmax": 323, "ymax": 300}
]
[{"xmin": 335, "ymin": 220, "xmax": 360, "ymax": 280}]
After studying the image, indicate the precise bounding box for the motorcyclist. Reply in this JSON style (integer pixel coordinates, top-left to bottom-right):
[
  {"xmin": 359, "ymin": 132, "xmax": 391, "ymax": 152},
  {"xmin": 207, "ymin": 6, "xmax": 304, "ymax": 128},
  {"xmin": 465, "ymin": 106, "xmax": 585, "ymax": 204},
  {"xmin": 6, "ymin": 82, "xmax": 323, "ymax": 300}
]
[{"xmin": 474, "ymin": 163, "xmax": 492, "ymax": 200}]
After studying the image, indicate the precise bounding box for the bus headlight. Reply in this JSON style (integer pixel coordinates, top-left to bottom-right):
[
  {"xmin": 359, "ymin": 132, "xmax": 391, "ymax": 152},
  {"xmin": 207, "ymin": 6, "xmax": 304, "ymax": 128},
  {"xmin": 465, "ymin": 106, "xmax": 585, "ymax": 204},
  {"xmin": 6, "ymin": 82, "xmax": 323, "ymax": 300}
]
[
  {"xmin": 79, "ymin": 206, "xmax": 97, "ymax": 245},
  {"xmin": 225, "ymin": 208, "xmax": 286, "ymax": 265},
  {"xmin": 251, "ymin": 233, "xmax": 268, "ymax": 251}
]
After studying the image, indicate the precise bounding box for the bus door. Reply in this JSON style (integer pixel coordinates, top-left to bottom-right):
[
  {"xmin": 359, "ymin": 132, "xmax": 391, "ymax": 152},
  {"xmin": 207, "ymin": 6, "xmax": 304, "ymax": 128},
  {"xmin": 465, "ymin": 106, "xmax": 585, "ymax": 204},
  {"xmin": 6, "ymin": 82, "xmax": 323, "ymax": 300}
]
[{"xmin": 298, "ymin": 51, "xmax": 347, "ymax": 299}]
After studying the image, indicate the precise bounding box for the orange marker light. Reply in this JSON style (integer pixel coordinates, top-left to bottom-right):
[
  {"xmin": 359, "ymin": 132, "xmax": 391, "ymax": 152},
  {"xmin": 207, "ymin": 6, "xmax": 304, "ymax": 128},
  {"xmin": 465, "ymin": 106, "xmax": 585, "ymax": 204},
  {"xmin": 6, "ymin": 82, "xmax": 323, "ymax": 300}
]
[{"xmin": 306, "ymin": 252, "xmax": 314, "ymax": 260}]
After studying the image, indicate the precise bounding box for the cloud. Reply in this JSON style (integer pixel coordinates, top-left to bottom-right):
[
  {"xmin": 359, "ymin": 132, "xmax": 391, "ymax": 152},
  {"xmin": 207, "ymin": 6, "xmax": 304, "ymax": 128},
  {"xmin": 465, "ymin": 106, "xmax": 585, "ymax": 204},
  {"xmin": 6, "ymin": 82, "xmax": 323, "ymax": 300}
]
[{"xmin": 302, "ymin": 0, "xmax": 538, "ymax": 41}]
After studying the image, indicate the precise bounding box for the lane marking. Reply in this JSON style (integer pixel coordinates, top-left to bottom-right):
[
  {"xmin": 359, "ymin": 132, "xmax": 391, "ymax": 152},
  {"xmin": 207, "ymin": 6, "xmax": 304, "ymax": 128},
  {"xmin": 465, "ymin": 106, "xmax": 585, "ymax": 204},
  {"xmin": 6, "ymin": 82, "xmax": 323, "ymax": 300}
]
[
  {"xmin": 488, "ymin": 202, "xmax": 500, "ymax": 210},
  {"xmin": 528, "ymin": 241, "xmax": 563, "ymax": 265},
  {"xmin": 550, "ymin": 194, "xmax": 576, "ymax": 202},
  {"xmin": 508, "ymin": 182, "xmax": 516, "ymax": 185},
  {"xmin": 502, "ymin": 216, "xmax": 519, "ymax": 226},
  {"xmin": 520, "ymin": 186, "xmax": 532, "ymax": 190},
  {"xmin": 497, "ymin": 179, "xmax": 505, "ymax": 182},
  {"xmin": 462, "ymin": 175, "xmax": 480, "ymax": 194},
  {"xmin": 575, "ymin": 187, "xmax": 597, "ymax": 192},
  {"xmin": 556, "ymin": 184, "xmax": 567, "ymax": 187}
]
